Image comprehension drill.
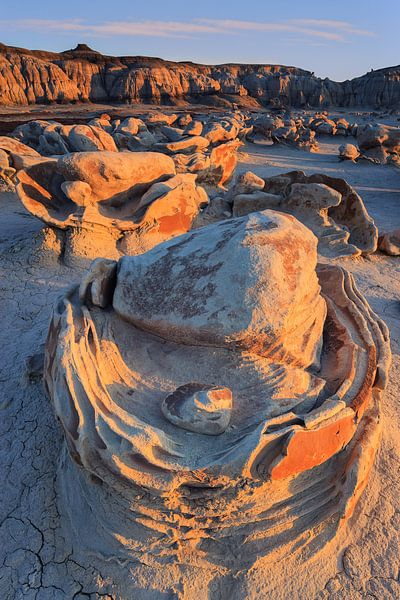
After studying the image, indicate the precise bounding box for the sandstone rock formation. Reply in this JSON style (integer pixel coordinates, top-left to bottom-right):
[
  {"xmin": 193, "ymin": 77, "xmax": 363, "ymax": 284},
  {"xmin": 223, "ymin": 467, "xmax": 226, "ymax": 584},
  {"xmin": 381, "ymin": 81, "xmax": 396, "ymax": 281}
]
[
  {"xmin": 0, "ymin": 43, "xmax": 399, "ymax": 108},
  {"xmin": 44, "ymin": 210, "xmax": 390, "ymax": 570},
  {"xmin": 16, "ymin": 151, "xmax": 207, "ymax": 264},
  {"xmin": 339, "ymin": 143, "xmax": 360, "ymax": 161},
  {"xmin": 378, "ymin": 229, "xmax": 400, "ymax": 255},
  {"xmin": 12, "ymin": 120, "xmax": 118, "ymax": 155},
  {"xmin": 227, "ymin": 170, "xmax": 378, "ymax": 257},
  {"xmin": 0, "ymin": 136, "xmax": 42, "ymax": 187},
  {"xmin": 9, "ymin": 111, "xmax": 246, "ymax": 187},
  {"xmin": 250, "ymin": 114, "xmax": 319, "ymax": 151},
  {"xmin": 356, "ymin": 123, "xmax": 400, "ymax": 164}
]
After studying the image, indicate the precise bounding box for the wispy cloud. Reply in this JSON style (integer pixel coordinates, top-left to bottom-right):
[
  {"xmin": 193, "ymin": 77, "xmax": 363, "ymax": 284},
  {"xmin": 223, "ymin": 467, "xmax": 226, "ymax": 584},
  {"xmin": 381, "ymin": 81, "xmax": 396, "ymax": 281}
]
[
  {"xmin": 0, "ymin": 18, "xmax": 375, "ymax": 42},
  {"xmin": 290, "ymin": 19, "xmax": 374, "ymax": 37}
]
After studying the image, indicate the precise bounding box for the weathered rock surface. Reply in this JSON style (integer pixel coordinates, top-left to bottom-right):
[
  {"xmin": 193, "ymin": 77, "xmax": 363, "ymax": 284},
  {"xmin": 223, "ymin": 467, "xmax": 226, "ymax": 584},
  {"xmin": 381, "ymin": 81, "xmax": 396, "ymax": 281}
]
[
  {"xmin": 0, "ymin": 135, "xmax": 42, "ymax": 186},
  {"xmin": 356, "ymin": 123, "xmax": 400, "ymax": 163},
  {"xmin": 7, "ymin": 109, "xmax": 245, "ymax": 188},
  {"xmin": 44, "ymin": 210, "xmax": 390, "ymax": 571},
  {"xmin": 339, "ymin": 143, "xmax": 360, "ymax": 161},
  {"xmin": 251, "ymin": 114, "xmax": 319, "ymax": 151},
  {"xmin": 378, "ymin": 229, "xmax": 400, "ymax": 255},
  {"xmin": 161, "ymin": 383, "xmax": 233, "ymax": 435},
  {"xmin": 16, "ymin": 151, "xmax": 207, "ymax": 264},
  {"xmin": 228, "ymin": 170, "xmax": 378, "ymax": 258},
  {"xmin": 0, "ymin": 43, "xmax": 399, "ymax": 108}
]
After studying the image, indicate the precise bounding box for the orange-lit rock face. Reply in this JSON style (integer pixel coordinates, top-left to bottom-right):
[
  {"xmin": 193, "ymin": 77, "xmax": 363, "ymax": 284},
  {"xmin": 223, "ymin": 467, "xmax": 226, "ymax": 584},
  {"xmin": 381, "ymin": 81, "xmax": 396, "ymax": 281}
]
[
  {"xmin": 16, "ymin": 151, "xmax": 207, "ymax": 264},
  {"xmin": 44, "ymin": 211, "xmax": 390, "ymax": 570}
]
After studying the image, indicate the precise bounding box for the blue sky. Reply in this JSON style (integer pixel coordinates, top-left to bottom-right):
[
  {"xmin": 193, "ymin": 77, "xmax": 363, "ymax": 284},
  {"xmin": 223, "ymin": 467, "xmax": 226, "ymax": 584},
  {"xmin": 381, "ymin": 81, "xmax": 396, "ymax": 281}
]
[{"xmin": 0, "ymin": 0, "xmax": 398, "ymax": 81}]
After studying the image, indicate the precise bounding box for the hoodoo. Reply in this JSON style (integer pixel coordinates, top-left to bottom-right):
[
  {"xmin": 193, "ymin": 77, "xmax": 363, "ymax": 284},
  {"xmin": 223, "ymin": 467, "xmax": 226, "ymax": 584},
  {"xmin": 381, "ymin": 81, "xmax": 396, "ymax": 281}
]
[{"xmin": 44, "ymin": 211, "xmax": 390, "ymax": 569}]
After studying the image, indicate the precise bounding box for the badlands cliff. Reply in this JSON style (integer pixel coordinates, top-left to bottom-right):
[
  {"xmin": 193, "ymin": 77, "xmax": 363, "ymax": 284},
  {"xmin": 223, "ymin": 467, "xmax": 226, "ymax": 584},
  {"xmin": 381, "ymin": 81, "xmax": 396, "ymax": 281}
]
[{"xmin": 0, "ymin": 43, "xmax": 399, "ymax": 108}]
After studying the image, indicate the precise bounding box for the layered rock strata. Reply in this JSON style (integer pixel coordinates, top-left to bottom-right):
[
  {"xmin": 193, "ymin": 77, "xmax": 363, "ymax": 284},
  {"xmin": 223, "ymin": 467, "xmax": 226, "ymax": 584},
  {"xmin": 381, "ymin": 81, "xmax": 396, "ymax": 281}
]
[
  {"xmin": 44, "ymin": 211, "xmax": 390, "ymax": 569},
  {"xmin": 0, "ymin": 43, "xmax": 399, "ymax": 108}
]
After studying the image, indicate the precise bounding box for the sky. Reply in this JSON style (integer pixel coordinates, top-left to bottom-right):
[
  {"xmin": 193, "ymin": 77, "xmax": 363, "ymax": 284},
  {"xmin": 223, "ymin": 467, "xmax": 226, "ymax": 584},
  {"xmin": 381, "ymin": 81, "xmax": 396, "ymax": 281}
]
[{"xmin": 0, "ymin": 0, "xmax": 399, "ymax": 81}]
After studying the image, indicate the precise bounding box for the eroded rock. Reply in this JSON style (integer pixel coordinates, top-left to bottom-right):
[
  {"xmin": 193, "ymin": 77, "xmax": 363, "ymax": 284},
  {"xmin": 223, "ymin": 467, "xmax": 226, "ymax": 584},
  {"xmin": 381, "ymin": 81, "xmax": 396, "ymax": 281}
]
[
  {"xmin": 229, "ymin": 170, "xmax": 378, "ymax": 258},
  {"xmin": 161, "ymin": 383, "xmax": 233, "ymax": 435},
  {"xmin": 378, "ymin": 230, "xmax": 400, "ymax": 255},
  {"xmin": 16, "ymin": 151, "xmax": 207, "ymax": 265},
  {"xmin": 339, "ymin": 143, "xmax": 360, "ymax": 161},
  {"xmin": 44, "ymin": 210, "xmax": 390, "ymax": 571}
]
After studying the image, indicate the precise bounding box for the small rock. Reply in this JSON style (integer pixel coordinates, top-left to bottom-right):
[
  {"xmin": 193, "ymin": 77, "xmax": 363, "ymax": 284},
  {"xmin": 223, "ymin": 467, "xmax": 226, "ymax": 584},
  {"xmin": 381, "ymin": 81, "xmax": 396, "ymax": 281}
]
[
  {"xmin": 161, "ymin": 383, "xmax": 233, "ymax": 435},
  {"xmin": 339, "ymin": 143, "xmax": 360, "ymax": 161}
]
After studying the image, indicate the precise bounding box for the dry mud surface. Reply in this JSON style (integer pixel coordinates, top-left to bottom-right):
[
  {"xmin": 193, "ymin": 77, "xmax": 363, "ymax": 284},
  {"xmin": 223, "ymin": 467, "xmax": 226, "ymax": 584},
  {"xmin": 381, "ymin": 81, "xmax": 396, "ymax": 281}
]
[{"xmin": 1, "ymin": 132, "xmax": 399, "ymax": 599}]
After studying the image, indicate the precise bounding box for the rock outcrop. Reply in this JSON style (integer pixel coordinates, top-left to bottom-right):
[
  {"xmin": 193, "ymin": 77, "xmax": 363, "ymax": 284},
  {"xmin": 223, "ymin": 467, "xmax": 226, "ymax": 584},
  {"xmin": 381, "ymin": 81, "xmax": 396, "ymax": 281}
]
[
  {"xmin": 356, "ymin": 123, "xmax": 400, "ymax": 163},
  {"xmin": 0, "ymin": 136, "xmax": 43, "ymax": 187},
  {"xmin": 0, "ymin": 43, "xmax": 399, "ymax": 108},
  {"xmin": 16, "ymin": 151, "xmax": 207, "ymax": 264},
  {"xmin": 10, "ymin": 112, "xmax": 247, "ymax": 188},
  {"xmin": 44, "ymin": 210, "xmax": 390, "ymax": 570},
  {"xmin": 226, "ymin": 170, "xmax": 378, "ymax": 258},
  {"xmin": 378, "ymin": 229, "xmax": 400, "ymax": 255}
]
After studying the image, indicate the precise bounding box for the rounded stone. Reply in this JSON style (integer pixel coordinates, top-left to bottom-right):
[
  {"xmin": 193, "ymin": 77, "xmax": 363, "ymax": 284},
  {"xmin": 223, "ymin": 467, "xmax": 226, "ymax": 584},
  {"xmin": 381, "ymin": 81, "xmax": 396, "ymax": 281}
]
[{"xmin": 161, "ymin": 383, "xmax": 233, "ymax": 435}]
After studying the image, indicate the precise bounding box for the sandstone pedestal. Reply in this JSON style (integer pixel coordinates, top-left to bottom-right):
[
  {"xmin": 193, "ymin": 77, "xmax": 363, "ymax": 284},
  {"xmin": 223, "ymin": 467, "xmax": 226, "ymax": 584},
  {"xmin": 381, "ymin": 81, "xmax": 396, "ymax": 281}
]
[{"xmin": 44, "ymin": 210, "xmax": 390, "ymax": 571}]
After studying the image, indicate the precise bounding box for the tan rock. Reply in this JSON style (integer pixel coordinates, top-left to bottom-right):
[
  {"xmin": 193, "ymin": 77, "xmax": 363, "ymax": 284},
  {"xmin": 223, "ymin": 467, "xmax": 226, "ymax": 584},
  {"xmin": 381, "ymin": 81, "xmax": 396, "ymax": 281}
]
[
  {"xmin": 184, "ymin": 120, "xmax": 203, "ymax": 136},
  {"xmin": 16, "ymin": 151, "xmax": 206, "ymax": 264},
  {"xmin": 203, "ymin": 119, "xmax": 239, "ymax": 144},
  {"xmin": 173, "ymin": 152, "xmax": 211, "ymax": 174},
  {"xmin": 0, "ymin": 136, "xmax": 40, "ymax": 157},
  {"xmin": 157, "ymin": 136, "xmax": 210, "ymax": 155},
  {"xmin": 44, "ymin": 210, "xmax": 389, "ymax": 569},
  {"xmin": 233, "ymin": 191, "xmax": 281, "ymax": 216},
  {"xmin": 233, "ymin": 170, "xmax": 379, "ymax": 258},
  {"xmin": 378, "ymin": 230, "xmax": 400, "ymax": 255},
  {"xmin": 68, "ymin": 125, "xmax": 117, "ymax": 152},
  {"xmin": 226, "ymin": 170, "xmax": 265, "ymax": 203},
  {"xmin": 339, "ymin": 143, "xmax": 360, "ymax": 161},
  {"xmin": 115, "ymin": 117, "xmax": 144, "ymax": 137}
]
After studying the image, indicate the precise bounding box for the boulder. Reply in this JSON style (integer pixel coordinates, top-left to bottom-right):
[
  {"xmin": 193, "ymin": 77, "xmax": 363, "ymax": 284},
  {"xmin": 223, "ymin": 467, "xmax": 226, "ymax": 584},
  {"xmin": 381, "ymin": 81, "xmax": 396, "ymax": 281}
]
[
  {"xmin": 198, "ymin": 139, "xmax": 242, "ymax": 187},
  {"xmin": 157, "ymin": 136, "xmax": 210, "ymax": 155},
  {"xmin": 160, "ymin": 125, "xmax": 185, "ymax": 142},
  {"xmin": 378, "ymin": 230, "xmax": 400, "ymax": 255},
  {"xmin": 115, "ymin": 117, "xmax": 145, "ymax": 137},
  {"xmin": 233, "ymin": 191, "xmax": 281, "ymax": 217},
  {"xmin": 228, "ymin": 170, "xmax": 378, "ymax": 258},
  {"xmin": 146, "ymin": 112, "xmax": 177, "ymax": 126},
  {"xmin": 356, "ymin": 123, "xmax": 400, "ymax": 163},
  {"xmin": 88, "ymin": 115, "xmax": 113, "ymax": 132},
  {"xmin": 184, "ymin": 120, "xmax": 203, "ymax": 136},
  {"xmin": 339, "ymin": 143, "xmax": 360, "ymax": 161},
  {"xmin": 203, "ymin": 119, "xmax": 239, "ymax": 144},
  {"xmin": 68, "ymin": 125, "xmax": 117, "ymax": 152}
]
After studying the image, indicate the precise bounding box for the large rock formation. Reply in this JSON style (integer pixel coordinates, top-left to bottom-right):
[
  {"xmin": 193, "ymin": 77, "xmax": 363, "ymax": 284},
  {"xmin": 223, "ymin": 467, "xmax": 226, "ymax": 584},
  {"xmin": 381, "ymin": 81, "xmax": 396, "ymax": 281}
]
[
  {"xmin": 0, "ymin": 135, "xmax": 44, "ymax": 187},
  {"xmin": 10, "ymin": 112, "xmax": 247, "ymax": 188},
  {"xmin": 0, "ymin": 43, "xmax": 399, "ymax": 108},
  {"xmin": 44, "ymin": 211, "xmax": 390, "ymax": 570},
  {"xmin": 16, "ymin": 151, "xmax": 208, "ymax": 264},
  {"xmin": 227, "ymin": 170, "xmax": 378, "ymax": 258}
]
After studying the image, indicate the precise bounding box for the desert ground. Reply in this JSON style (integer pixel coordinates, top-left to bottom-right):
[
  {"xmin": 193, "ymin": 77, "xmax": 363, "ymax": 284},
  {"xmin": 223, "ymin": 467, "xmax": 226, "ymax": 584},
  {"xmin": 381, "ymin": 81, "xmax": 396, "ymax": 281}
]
[{"xmin": 0, "ymin": 107, "xmax": 399, "ymax": 600}]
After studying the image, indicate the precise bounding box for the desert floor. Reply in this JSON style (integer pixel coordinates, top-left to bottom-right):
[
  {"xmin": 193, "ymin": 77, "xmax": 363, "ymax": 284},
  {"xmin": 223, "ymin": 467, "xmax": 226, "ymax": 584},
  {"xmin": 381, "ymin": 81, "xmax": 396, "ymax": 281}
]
[{"xmin": 1, "ymin": 130, "xmax": 399, "ymax": 599}]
